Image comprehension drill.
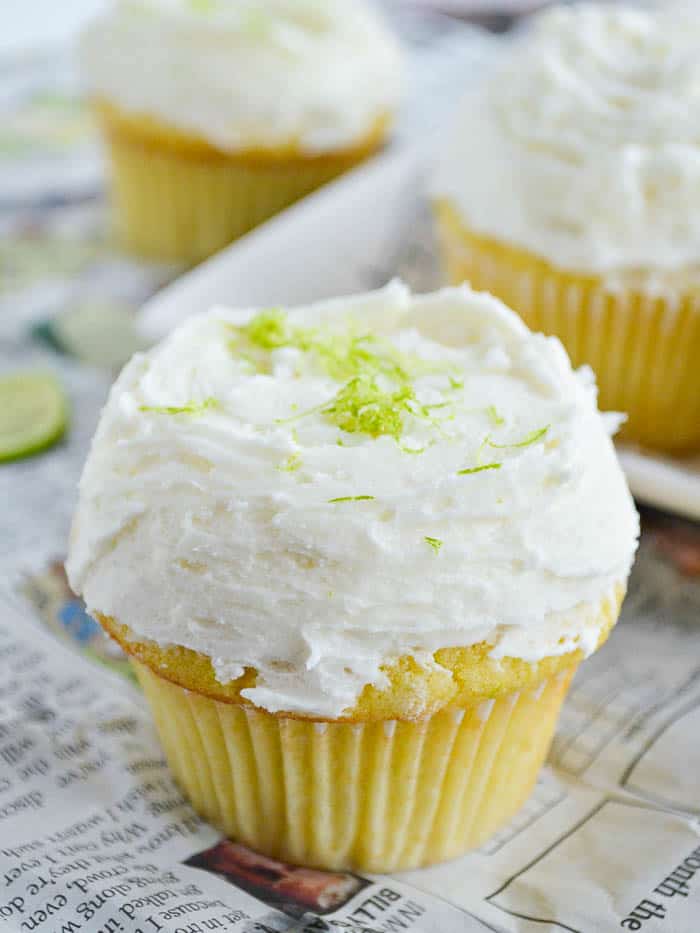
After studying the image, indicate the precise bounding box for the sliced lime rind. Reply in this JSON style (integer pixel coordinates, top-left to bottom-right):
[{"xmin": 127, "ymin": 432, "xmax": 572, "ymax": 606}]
[{"xmin": 0, "ymin": 371, "xmax": 68, "ymax": 463}]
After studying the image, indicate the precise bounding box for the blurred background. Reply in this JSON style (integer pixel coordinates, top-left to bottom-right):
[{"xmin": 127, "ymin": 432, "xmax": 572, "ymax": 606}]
[
  {"xmin": 2, "ymin": 1, "xmax": 545, "ymax": 54},
  {"xmin": 1, "ymin": 0, "xmax": 549, "ymax": 361}
]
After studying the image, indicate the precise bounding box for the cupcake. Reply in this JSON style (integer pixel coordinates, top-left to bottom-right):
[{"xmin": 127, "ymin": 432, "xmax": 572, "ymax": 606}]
[
  {"xmin": 80, "ymin": 0, "xmax": 402, "ymax": 263},
  {"xmin": 67, "ymin": 281, "xmax": 638, "ymax": 871},
  {"xmin": 434, "ymin": 4, "xmax": 700, "ymax": 453}
]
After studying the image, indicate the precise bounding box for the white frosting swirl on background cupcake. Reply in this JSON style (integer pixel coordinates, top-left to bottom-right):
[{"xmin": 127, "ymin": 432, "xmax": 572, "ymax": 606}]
[
  {"xmin": 435, "ymin": 3, "xmax": 700, "ymax": 277},
  {"xmin": 67, "ymin": 283, "xmax": 638, "ymax": 717},
  {"xmin": 80, "ymin": 0, "xmax": 402, "ymax": 152}
]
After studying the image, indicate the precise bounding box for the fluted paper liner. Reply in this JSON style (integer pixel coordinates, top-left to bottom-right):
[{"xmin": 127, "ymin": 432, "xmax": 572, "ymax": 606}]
[
  {"xmin": 436, "ymin": 201, "xmax": 700, "ymax": 453},
  {"xmin": 135, "ymin": 660, "xmax": 575, "ymax": 872},
  {"xmin": 97, "ymin": 106, "xmax": 387, "ymax": 264}
]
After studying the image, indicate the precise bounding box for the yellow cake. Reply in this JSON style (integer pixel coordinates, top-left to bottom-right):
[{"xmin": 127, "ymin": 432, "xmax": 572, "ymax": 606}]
[
  {"xmin": 80, "ymin": 0, "xmax": 402, "ymax": 263},
  {"xmin": 66, "ymin": 282, "xmax": 639, "ymax": 871},
  {"xmin": 434, "ymin": 4, "xmax": 700, "ymax": 453}
]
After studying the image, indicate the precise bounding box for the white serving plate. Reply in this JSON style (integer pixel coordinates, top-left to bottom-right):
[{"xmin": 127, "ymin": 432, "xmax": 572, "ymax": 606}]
[{"xmin": 141, "ymin": 145, "xmax": 700, "ymax": 522}]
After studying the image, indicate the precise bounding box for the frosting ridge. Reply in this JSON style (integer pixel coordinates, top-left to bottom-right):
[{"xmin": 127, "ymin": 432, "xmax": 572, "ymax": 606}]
[
  {"xmin": 434, "ymin": 3, "xmax": 700, "ymax": 277},
  {"xmin": 67, "ymin": 282, "xmax": 639, "ymax": 717},
  {"xmin": 80, "ymin": 0, "xmax": 402, "ymax": 153}
]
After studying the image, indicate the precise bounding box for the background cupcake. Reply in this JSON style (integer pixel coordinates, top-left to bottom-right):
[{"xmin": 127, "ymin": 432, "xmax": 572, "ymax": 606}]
[
  {"xmin": 434, "ymin": 3, "xmax": 700, "ymax": 453},
  {"xmin": 67, "ymin": 282, "xmax": 638, "ymax": 871},
  {"xmin": 81, "ymin": 0, "xmax": 402, "ymax": 264}
]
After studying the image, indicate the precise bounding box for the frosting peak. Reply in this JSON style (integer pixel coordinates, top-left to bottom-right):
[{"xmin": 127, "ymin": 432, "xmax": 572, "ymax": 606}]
[
  {"xmin": 80, "ymin": 0, "xmax": 402, "ymax": 152},
  {"xmin": 435, "ymin": 3, "xmax": 700, "ymax": 277},
  {"xmin": 67, "ymin": 283, "xmax": 639, "ymax": 717}
]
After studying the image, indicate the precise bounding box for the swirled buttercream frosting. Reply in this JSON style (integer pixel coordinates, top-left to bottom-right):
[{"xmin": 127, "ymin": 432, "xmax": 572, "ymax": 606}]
[
  {"xmin": 435, "ymin": 3, "xmax": 700, "ymax": 276},
  {"xmin": 80, "ymin": 0, "xmax": 402, "ymax": 153},
  {"xmin": 67, "ymin": 282, "xmax": 638, "ymax": 716}
]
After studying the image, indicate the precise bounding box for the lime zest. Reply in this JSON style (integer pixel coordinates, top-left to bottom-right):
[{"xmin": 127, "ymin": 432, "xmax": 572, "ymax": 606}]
[
  {"xmin": 314, "ymin": 332, "xmax": 410, "ymax": 384},
  {"xmin": 457, "ymin": 463, "xmax": 502, "ymax": 475},
  {"xmin": 321, "ymin": 376, "xmax": 414, "ymax": 440},
  {"xmin": 475, "ymin": 434, "xmax": 492, "ymax": 466},
  {"xmin": 328, "ymin": 495, "xmax": 375, "ymax": 503},
  {"xmin": 424, "ymin": 536, "xmax": 443, "ymax": 554},
  {"xmin": 486, "ymin": 405, "xmax": 505, "ymax": 427},
  {"xmin": 0, "ymin": 371, "xmax": 68, "ymax": 463},
  {"xmin": 139, "ymin": 397, "xmax": 219, "ymax": 416},
  {"xmin": 277, "ymin": 453, "xmax": 302, "ymax": 473},
  {"xmin": 232, "ymin": 309, "xmax": 464, "ymax": 442},
  {"xmin": 400, "ymin": 443, "xmax": 426, "ymax": 455},
  {"xmin": 488, "ymin": 425, "xmax": 550, "ymax": 449},
  {"xmin": 448, "ymin": 375, "xmax": 464, "ymax": 390},
  {"xmin": 275, "ymin": 400, "xmax": 326, "ymax": 426},
  {"xmin": 423, "ymin": 401, "xmax": 451, "ymax": 412},
  {"xmin": 241, "ymin": 307, "xmax": 289, "ymax": 349},
  {"xmin": 235, "ymin": 309, "xmax": 410, "ymax": 384}
]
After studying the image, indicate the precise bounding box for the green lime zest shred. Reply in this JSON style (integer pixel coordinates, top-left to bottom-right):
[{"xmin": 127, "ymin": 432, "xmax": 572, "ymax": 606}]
[
  {"xmin": 423, "ymin": 401, "xmax": 451, "ymax": 412},
  {"xmin": 448, "ymin": 375, "xmax": 464, "ymax": 390},
  {"xmin": 139, "ymin": 397, "xmax": 219, "ymax": 416},
  {"xmin": 424, "ymin": 536, "xmax": 443, "ymax": 554},
  {"xmin": 231, "ymin": 309, "xmax": 468, "ymax": 443},
  {"xmin": 328, "ymin": 495, "xmax": 376, "ymax": 503},
  {"xmin": 475, "ymin": 434, "xmax": 492, "ymax": 465},
  {"xmin": 235, "ymin": 309, "xmax": 408, "ymax": 383},
  {"xmin": 277, "ymin": 453, "xmax": 302, "ymax": 473},
  {"xmin": 275, "ymin": 400, "xmax": 326, "ymax": 426},
  {"xmin": 488, "ymin": 425, "xmax": 550, "ymax": 449},
  {"xmin": 457, "ymin": 463, "xmax": 502, "ymax": 475},
  {"xmin": 322, "ymin": 376, "xmax": 415, "ymax": 440},
  {"xmin": 241, "ymin": 307, "xmax": 289, "ymax": 349},
  {"xmin": 486, "ymin": 405, "xmax": 505, "ymax": 427}
]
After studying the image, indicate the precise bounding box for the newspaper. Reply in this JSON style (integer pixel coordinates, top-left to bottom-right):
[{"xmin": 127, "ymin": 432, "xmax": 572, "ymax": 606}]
[
  {"xmin": 4, "ymin": 469, "xmax": 700, "ymax": 933},
  {"xmin": 3, "ymin": 15, "xmax": 700, "ymax": 933}
]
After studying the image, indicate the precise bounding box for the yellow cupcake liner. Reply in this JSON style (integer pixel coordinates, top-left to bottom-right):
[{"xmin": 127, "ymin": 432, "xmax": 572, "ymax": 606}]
[
  {"xmin": 435, "ymin": 201, "xmax": 700, "ymax": 453},
  {"xmin": 135, "ymin": 660, "xmax": 575, "ymax": 872},
  {"xmin": 97, "ymin": 105, "xmax": 387, "ymax": 264}
]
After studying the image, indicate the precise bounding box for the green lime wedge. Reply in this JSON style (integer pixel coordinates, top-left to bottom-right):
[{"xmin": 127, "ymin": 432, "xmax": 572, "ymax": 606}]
[{"xmin": 0, "ymin": 371, "xmax": 68, "ymax": 463}]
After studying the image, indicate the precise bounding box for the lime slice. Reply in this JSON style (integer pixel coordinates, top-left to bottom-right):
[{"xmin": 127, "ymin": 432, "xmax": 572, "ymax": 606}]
[{"xmin": 0, "ymin": 371, "xmax": 68, "ymax": 463}]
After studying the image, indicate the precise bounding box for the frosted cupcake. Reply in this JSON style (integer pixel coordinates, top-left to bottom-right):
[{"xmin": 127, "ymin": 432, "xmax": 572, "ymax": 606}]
[
  {"xmin": 67, "ymin": 282, "xmax": 638, "ymax": 871},
  {"xmin": 81, "ymin": 0, "xmax": 402, "ymax": 263},
  {"xmin": 434, "ymin": 4, "xmax": 700, "ymax": 452}
]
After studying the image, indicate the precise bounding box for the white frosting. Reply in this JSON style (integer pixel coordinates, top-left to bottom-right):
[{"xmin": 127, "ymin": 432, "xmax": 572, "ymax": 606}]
[
  {"xmin": 435, "ymin": 3, "xmax": 700, "ymax": 278},
  {"xmin": 80, "ymin": 0, "xmax": 402, "ymax": 153},
  {"xmin": 66, "ymin": 282, "xmax": 639, "ymax": 717}
]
